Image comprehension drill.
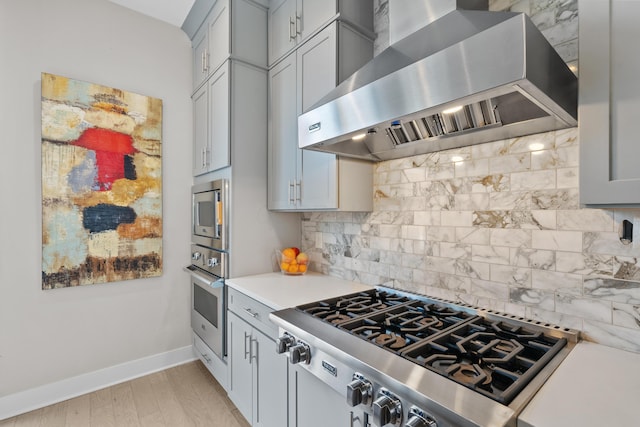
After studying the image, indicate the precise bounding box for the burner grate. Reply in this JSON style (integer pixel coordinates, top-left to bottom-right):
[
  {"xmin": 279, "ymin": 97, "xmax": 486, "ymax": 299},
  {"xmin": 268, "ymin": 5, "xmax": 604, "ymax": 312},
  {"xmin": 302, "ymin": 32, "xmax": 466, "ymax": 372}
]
[{"xmin": 401, "ymin": 317, "xmax": 567, "ymax": 404}]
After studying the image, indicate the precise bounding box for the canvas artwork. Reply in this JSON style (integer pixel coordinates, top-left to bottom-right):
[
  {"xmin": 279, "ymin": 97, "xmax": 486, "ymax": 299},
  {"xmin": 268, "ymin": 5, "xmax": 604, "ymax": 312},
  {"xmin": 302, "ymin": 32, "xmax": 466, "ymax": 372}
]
[{"xmin": 41, "ymin": 73, "xmax": 163, "ymax": 289}]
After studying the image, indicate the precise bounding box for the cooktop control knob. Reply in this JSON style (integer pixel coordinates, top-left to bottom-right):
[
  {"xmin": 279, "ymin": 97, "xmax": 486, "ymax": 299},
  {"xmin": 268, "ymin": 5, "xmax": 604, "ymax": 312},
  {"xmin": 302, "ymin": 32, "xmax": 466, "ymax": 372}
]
[
  {"xmin": 405, "ymin": 406, "xmax": 437, "ymax": 427},
  {"xmin": 289, "ymin": 343, "xmax": 311, "ymax": 364},
  {"xmin": 207, "ymin": 257, "xmax": 218, "ymax": 267},
  {"xmin": 346, "ymin": 373, "xmax": 373, "ymax": 407},
  {"xmin": 192, "ymin": 251, "xmax": 202, "ymax": 261},
  {"xmin": 372, "ymin": 388, "xmax": 402, "ymax": 427},
  {"xmin": 276, "ymin": 334, "xmax": 295, "ymax": 354}
]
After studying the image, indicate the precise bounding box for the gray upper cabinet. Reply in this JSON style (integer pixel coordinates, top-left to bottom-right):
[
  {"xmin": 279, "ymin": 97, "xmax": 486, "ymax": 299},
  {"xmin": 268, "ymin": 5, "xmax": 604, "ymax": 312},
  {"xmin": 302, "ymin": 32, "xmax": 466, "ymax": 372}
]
[
  {"xmin": 268, "ymin": 0, "xmax": 374, "ymax": 66},
  {"xmin": 268, "ymin": 21, "xmax": 374, "ymax": 211},
  {"xmin": 191, "ymin": 0, "xmax": 268, "ymax": 92},
  {"xmin": 190, "ymin": 0, "xmax": 268, "ymax": 176},
  {"xmin": 579, "ymin": 0, "xmax": 640, "ymax": 206}
]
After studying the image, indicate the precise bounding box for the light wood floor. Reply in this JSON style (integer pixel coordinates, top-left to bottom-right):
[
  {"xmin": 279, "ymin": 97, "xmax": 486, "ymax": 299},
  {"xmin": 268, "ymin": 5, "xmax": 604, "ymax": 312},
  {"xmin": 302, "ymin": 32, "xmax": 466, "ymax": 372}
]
[{"xmin": 0, "ymin": 361, "xmax": 251, "ymax": 427}]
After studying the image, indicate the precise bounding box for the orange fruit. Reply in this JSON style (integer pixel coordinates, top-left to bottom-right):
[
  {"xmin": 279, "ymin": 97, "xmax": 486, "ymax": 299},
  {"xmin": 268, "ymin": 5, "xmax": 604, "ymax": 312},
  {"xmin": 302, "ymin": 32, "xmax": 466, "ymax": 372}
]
[
  {"xmin": 282, "ymin": 248, "xmax": 296, "ymax": 261},
  {"xmin": 288, "ymin": 264, "xmax": 299, "ymax": 273},
  {"xmin": 298, "ymin": 265, "xmax": 307, "ymax": 273},
  {"xmin": 280, "ymin": 262, "xmax": 290, "ymax": 271}
]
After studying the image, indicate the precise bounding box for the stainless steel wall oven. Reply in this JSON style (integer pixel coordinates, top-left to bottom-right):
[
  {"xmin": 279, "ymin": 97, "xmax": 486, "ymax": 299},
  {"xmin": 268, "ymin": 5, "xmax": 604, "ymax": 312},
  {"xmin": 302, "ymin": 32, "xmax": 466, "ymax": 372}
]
[{"xmin": 187, "ymin": 179, "xmax": 229, "ymax": 359}]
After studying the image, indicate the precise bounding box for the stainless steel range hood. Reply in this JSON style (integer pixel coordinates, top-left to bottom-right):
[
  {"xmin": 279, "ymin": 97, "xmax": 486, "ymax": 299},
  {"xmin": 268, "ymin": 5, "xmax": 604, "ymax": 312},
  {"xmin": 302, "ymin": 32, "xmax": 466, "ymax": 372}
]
[{"xmin": 297, "ymin": 1, "xmax": 578, "ymax": 162}]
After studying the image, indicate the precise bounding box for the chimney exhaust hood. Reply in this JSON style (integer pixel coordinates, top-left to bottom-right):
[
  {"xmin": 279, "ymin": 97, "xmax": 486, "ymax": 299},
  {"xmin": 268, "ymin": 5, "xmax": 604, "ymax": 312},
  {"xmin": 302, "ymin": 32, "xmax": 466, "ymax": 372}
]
[{"xmin": 297, "ymin": 1, "xmax": 578, "ymax": 162}]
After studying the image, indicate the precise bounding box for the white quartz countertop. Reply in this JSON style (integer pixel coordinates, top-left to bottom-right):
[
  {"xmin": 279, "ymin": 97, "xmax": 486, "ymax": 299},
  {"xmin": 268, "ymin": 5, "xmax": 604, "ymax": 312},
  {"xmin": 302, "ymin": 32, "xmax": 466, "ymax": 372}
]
[
  {"xmin": 519, "ymin": 341, "xmax": 640, "ymax": 426},
  {"xmin": 226, "ymin": 271, "xmax": 373, "ymax": 310}
]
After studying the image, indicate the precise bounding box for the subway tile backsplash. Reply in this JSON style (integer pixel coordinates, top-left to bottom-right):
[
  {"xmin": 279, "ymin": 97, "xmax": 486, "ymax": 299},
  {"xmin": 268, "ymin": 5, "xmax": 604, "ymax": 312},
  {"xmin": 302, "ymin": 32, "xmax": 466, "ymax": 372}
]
[{"xmin": 302, "ymin": 0, "xmax": 640, "ymax": 355}]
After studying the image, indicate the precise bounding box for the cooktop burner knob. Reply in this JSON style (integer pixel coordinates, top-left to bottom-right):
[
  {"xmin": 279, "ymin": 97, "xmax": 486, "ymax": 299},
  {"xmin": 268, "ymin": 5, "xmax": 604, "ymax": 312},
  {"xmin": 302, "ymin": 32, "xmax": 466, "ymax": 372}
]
[
  {"xmin": 372, "ymin": 388, "xmax": 402, "ymax": 426},
  {"xmin": 405, "ymin": 406, "xmax": 437, "ymax": 427},
  {"xmin": 404, "ymin": 415, "xmax": 436, "ymax": 427},
  {"xmin": 276, "ymin": 334, "xmax": 295, "ymax": 354},
  {"xmin": 289, "ymin": 343, "xmax": 311, "ymax": 364},
  {"xmin": 346, "ymin": 374, "xmax": 373, "ymax": 407}
]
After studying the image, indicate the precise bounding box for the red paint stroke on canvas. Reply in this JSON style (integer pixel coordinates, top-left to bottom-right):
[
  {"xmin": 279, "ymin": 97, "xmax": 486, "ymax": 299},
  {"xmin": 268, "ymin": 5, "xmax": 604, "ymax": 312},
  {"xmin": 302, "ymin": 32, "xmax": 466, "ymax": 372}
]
[{"xmin": 72, "ymin": 128, "xmax": 137, "ymax": 190}]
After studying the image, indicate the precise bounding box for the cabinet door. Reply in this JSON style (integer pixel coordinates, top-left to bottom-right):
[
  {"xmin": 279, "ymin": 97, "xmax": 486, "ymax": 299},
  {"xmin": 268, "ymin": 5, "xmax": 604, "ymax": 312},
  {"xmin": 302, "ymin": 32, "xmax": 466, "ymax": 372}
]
[
  {"xmin": 297, "ymin": 0, "xmax": 336, "ymax": 41},
  {"xmin": 579, "ymin": 0, "xmax": 640, "ymax": 206},
  {"xmin": 192, "ymin": 83, "xmax": 209, "ymax": 176},
  {"xmin": 208, "ymin": 63, "xmax": 231, "ymax": 172},
  {"xmin": 253, "ymin": 329, "xmax": 288, "ymax": 427},
  {"xmin": 269, "ymin": 0, "xmax": 297, "ymax": 65},
  {"xmin": 297, "ymin": 24, "xmax": 338, "ymax": 209},
  {"xmin": 192, "ymin": 24, "xmax": 209, "ymax": 90},
  {"xmin": 228, "ymin": 311, "xmax": 254, "ymax": 424},
  {"xmin": 268, "ymin": 52, "xmax": 298, "ymax": 210},
  {"xmin": 208, "ymin": 0, "xmax": 231, "ymax": 75},
  {"xmin": 289, "ymin": 364, "xmax": 361, "ymax": 427}
]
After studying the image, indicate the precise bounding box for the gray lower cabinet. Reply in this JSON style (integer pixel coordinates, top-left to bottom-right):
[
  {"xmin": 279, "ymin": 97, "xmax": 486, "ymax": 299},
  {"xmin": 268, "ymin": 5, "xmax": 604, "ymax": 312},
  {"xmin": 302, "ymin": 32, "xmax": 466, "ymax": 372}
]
[
  {"xmin": 288, "ymin": 363, "xmax": 365, "ymax": 427},
  {"xmin": 227, "ymin": 289, "xmax": 287, "ymax": 427},
  {"xmin": 579, "ymin": 0, "xmax": 640, "ymax": 206}
]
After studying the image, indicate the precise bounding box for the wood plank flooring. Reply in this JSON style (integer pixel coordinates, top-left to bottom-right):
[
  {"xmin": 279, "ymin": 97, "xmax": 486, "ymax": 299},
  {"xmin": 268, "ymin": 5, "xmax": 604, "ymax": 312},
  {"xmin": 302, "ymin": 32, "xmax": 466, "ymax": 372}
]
[{"xmin": 0, "ymin": 361, "xmax": 251, "ymax": 427}]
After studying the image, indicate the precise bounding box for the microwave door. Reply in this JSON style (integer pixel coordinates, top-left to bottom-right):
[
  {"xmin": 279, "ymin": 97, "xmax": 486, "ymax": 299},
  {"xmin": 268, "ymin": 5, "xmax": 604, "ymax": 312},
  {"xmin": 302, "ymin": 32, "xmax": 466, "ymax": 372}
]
[{"xmin": 194, "ymin": 192, "xmax": 215, "ymax": 238}]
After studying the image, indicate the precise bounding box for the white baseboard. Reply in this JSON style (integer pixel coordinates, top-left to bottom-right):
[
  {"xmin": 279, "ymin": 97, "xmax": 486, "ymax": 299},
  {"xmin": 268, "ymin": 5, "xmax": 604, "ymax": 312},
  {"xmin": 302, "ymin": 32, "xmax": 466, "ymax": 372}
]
[{"xmin": 0, "ymin": 345, "xmax": 196, "ymax": 421}]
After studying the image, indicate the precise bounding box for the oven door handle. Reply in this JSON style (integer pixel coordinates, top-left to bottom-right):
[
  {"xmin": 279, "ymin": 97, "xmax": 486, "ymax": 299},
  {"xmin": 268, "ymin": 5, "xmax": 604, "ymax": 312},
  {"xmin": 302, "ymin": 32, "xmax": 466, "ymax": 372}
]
[{"xmin": 184, "ymin": 265, "xmax": 224, "ymax": 288}]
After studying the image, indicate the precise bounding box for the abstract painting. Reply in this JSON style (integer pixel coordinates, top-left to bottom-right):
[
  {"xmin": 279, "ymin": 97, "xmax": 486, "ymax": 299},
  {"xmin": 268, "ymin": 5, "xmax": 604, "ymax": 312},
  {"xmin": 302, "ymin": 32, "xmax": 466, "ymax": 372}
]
[{"xmin": 41, "ymin": 73, "xmax": 163, "ymax": 289}]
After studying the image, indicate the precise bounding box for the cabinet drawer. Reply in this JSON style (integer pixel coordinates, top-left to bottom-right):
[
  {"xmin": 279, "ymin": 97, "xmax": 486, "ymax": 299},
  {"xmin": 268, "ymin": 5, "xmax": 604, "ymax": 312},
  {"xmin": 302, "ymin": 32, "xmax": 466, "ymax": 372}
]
[
  {"xmin": 228, "ymin": 287, "xmax": 278, "ymax": 338},
  {"xmin": 193, "ymin": 332, "xmax": 229, "ymax": 390}
]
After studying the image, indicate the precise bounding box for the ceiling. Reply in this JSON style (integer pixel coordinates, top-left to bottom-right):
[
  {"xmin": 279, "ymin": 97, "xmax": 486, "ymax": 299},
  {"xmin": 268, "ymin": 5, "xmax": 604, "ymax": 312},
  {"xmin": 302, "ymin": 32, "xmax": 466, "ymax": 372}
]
[{"xmin": 109, "ymin": 0, "xmax": 195, "ymax": 27}]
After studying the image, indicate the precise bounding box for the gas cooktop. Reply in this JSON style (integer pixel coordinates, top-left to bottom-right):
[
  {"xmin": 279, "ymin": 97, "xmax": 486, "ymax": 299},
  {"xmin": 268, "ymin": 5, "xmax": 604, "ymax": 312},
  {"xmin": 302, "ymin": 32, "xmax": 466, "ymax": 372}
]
[
  {"xmin": 296, "ymin": 288, "xmax": 567, "ymax": 405},
  {"xmin": 272, "ymin": 286, "xmax": 580, "ymax": 427}
]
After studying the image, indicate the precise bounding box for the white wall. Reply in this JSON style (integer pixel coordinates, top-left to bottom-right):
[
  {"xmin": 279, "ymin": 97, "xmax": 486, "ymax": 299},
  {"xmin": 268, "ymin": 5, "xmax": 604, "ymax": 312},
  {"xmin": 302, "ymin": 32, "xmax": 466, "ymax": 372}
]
[{"xmin": 0, "ymin": 0, "xmax": 193, "ymax": 399}]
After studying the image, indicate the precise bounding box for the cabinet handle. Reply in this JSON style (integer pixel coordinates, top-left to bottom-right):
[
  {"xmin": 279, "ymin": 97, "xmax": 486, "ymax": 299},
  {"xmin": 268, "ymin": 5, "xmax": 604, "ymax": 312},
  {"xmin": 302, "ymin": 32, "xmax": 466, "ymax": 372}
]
[
  {"xmin": 295, "ymin": 14, "xmax": 302, "ymax": 36},
  {"xmin": 288, "ymin": 181, "xmax": 295, "ymax": 205},
  {"xmin": 204, "ymin": 50, "xmax": 209, "ymax": 73},
  {"xmin": 202, "ymin": 353, "xmax": 212, "ymax": 364},
  {"xmin": 244, "ymin": 307, "xmax": 258, "ymax": 318},
  {"xmin": 295, "ymin": 180, "xmax": 301, "ymax": 202},
  {"xmin": 251, "ymin": 337, "xmax": 258, "ymax": 362},
  {"xmin": 289, "ymin": 16, "xmax": 296, "ymax": 41},
  {"xmin": 201, "ymin": 51, "xmax": 205, "ymax": 74},
  {"xmin": 244, "ymin": 332, "xmax": 251, "ymax": 360}
]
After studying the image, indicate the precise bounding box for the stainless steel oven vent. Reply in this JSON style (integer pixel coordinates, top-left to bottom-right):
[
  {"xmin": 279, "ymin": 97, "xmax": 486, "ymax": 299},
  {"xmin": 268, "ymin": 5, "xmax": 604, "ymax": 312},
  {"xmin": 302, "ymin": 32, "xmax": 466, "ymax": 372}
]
[
  {"xmin": 385, "ymin": 98, "xmax": 502, "ymax": 146},
  {"xmin": 297, "ymin": 2, "xmax": 578, "ymax": 162}
]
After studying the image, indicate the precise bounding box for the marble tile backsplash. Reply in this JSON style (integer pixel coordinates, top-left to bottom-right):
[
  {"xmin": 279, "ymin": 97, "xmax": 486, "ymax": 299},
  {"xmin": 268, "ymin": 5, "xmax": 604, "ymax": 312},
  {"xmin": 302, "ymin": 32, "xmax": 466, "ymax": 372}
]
[{"xmin": 300, "ymin": 1, "xmax": 640, "ymax": 354}]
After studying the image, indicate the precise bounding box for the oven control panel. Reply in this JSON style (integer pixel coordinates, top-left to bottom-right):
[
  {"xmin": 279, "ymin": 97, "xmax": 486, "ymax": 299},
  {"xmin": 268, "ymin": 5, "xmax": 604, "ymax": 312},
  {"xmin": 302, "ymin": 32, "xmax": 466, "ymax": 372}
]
[{"xmin": 190, "ymin": 244, "xmax": 225, "ymax": 277}]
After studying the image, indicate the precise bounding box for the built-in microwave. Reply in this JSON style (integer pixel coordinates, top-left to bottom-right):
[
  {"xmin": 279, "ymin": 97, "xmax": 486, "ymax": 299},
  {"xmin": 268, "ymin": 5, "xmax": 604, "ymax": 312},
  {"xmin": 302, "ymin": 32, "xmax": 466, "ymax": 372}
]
[{"xmin": 192, "ymin": 179, "xmax": 227, "ymax": 251}]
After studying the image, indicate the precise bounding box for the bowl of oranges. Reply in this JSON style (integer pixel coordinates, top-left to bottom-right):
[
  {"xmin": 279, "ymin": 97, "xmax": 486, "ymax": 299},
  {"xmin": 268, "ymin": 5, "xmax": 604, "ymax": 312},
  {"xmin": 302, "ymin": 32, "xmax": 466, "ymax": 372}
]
[{"xmin": 278, "ymin": 247, "xmax": 309, "ymax": 275}]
